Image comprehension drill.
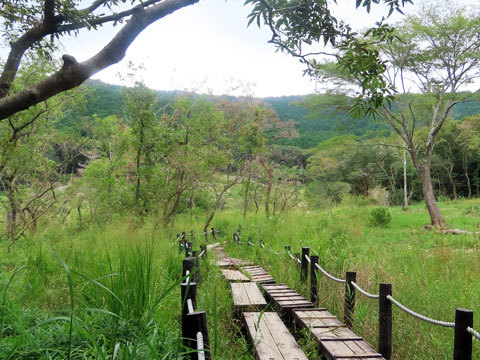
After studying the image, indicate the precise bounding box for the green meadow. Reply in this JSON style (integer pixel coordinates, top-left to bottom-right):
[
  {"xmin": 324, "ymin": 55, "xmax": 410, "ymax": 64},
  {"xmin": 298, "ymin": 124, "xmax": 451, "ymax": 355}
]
[{"xmin": 0, "ymin": 198, "xmax": 479, "ymax": 359}]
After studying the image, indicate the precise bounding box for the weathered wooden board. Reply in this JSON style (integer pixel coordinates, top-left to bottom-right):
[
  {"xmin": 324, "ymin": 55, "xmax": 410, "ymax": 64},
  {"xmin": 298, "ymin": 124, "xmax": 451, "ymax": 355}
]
[
  {"xmin": 217, "ymin": 257, "xmax": 253, "ymax": 268},
  {"xmin": 242, "ymin": 265, "xmax": 275, "ymax": 284},
  {"xmin": 293, "ymin": 309, "xmax": 384, "ymax": 360},
  {"xmin": 243, "ymin": 312, "xmax": 308, "ymax": 360},
  {"xmin": 221, "ymin": 269, "xmax": 250, "ymax": 282},
  {"xmin": 231, "ymin": 282, "xmax": 267, "ymax": 310},
  {"xmin": 322, "ymin": 339, "xmax": 383, "ymax": 359}
]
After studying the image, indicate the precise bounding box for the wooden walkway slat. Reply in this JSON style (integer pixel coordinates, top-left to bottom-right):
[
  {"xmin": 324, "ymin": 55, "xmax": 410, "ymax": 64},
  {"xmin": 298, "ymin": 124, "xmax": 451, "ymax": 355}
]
[
  {"xmin": 243, "ymin": 312, "xmax": 308, "ymax": 360},
  {"xmin": 231, "ymin": 282, "xmax": 267, "ymax": 311},
  {"xmin": 293, "ymin": 309, "xmax": 385, "ymax": 360},
  {"xmin": 242, "ymin": 265, "xmax": 275, "ymax": 284},
  {"xmin": 261, "ymin": 283, "xmax": 314, "ymax": 312},
  {"xmin": 217, "ymin": 257, "xmax": 252, "ymax": 268},
  {"xmin": 221, "ymin": 269, "xmax": 250, "ymax": 282}
]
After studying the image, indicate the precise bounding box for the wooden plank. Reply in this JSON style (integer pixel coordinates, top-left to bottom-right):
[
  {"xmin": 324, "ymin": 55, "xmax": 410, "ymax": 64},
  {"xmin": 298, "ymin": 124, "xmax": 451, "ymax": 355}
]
[
  {"xmin": 322, "ymin": 340, "xmax": 383, "ymax": 359},
  {"xmin": 243, "ymin": 312, "xmax": 308, "ymax": 360},
  {"xmin": 231, "ymin": 282, "xmax": 266, "ymax": 310},
  {"xmin": 217, "ymin": 257, "xmax": 253, "ymax": 268},
  {"xmin": 221, "ymin": 269, "xmax": 250, "ymax": 282},
  {"xmin": 312, "ymin": 327, "xmax": 363, "ymax": 341},
  {"xmin": 250, "ymin": 276, "xmax": 275, "ymax": 284}
]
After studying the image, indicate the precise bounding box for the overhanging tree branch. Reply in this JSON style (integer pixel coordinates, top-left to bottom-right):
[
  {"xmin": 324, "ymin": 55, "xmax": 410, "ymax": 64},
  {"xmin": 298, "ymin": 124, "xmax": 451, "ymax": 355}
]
[{"xmin": 0, "ymin": 0, "xmax": 198, "ymax": 120}]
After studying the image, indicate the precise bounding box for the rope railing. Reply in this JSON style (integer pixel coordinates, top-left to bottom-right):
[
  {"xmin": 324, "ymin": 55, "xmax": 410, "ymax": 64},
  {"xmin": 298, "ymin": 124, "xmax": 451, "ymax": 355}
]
[
  {"xmin": 187, "ymin": 298, "xmax": 194, "ymax": 314},
  {"xmin": 287, "ymin": 251, "xmax": 296, "ymax": 261},
  {"xmin": 386, "ymin": 295, "xmax": 455, "ymax": 328},
  {"xmin": 305, "ymin": 254, "xmax": 311, "ymax": 264},
  {"xmin": 315, "ymin": 262, "xmax": 346, "ymax": 284},
  {"xmin": 197, "ymin": 332, "xmax": 206, "ymax": 360},
  {"xmin": 198, "ymin": 249, "xmax": 205, "ymax": 258},
  {"xmin": 351, "ymin": 281, "xmax": 379, "ymax": 299},
  {"xmin": 468, "ymin": 327, "xmax": 480, "ymax": 341}
]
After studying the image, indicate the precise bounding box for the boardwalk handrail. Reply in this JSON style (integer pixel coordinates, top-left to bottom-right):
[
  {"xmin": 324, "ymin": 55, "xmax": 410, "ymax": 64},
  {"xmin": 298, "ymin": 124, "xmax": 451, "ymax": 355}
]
[
  {"xmin": 180, "ymin": 230, "xmax": 214, "ymax": 360},
  {"xmin": 351, "ymin": 281, "xmax": 379, "ymax": 299},
  {"xmin": 468, "ymin": 327, "xmax": 480, "ymax": 341},
  {"xmin": 387, "ymin": 295, "xmax": 455, "ymax": 327},
  {"xmin": 315, "ymin": 262, "xmax": 346, "ymax": 284}
]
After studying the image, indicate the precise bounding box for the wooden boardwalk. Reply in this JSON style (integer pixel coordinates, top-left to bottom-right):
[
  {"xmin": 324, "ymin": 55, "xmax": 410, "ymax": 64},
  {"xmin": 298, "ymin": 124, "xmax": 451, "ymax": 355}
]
[
  {"xmin": 212, "ymin": 243, "xmax": 384, "ymax": 360},
  {"xmin": 231, "ymin": 282, "xmax": 267, "ymax": 311},
  {"xmin": 243, "ymin": 312, "xmax": 308, "ymax": 360}
]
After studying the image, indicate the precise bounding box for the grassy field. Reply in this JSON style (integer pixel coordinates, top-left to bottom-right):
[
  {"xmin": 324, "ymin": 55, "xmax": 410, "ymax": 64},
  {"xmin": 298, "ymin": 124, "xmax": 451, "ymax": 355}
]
[{"xmin": 0, "ymin": 198, "xmax": 479, "ymax": 359}]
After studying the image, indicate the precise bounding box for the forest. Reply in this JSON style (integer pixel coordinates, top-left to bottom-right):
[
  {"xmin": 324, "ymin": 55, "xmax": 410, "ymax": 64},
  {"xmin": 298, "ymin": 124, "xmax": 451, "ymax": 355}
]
[{"xmin": 1, "ymin": 0, "xmax": 480, "ymax": 359}]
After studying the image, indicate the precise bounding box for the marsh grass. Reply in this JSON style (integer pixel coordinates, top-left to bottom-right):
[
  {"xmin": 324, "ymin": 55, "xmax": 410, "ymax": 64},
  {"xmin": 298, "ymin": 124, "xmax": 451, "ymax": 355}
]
[
  {"xmin": 217, "ymin": 200, "xmax": 480, "ymax": 360},
  {"xmin": 1, "ymin": 199, "xmax": 479, "ymax": 359}
]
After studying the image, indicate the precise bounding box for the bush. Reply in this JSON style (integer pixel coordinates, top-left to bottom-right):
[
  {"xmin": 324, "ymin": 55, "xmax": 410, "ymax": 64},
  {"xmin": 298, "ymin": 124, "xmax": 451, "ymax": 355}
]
[{"xmin": 368, "ymin": 207, "xmax": 392, "ymax": 228}]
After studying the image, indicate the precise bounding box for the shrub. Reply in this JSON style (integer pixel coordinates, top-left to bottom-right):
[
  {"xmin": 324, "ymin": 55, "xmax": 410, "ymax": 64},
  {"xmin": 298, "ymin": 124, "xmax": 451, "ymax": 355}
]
[{"xmin": 368, "ymin": 207, "xmax": 392, "ymax": 228}]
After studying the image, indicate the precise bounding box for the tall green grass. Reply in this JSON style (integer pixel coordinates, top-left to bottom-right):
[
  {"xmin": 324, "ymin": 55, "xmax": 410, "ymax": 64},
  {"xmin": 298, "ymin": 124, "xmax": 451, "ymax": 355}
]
[
  {"xmin": 218, "ymin": 200, "xmax": 480, "ymax": 360},
  {"xmin": 1, "ymin": 198, "xmax": 479, "ymax": 359}
]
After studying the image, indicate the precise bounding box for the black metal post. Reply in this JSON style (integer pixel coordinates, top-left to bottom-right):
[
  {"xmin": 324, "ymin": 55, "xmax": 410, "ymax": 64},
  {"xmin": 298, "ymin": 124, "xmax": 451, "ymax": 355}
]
[
  {"xmin": 192, "ymin": 250, "xmax": 200, "ymax": 284},
  {"xmin": 453, "ymin": 308, "xmax": 473, "ymax": 360},
  {"xmin": 181, "ymin": 281, "xmax": 197, "ymax": 348},
  {"xmin": 183, "ymin": 257, "xmax": 195, "ymax": 282},
  {"xmin": 344, "ymin": 271, "xmax": 356, "ymax": 329},
  {"xmin": 211, "ymin": 227, "xmax": 215, "ymax": 241},
  {"xmin": 185, "ymin": 310, "xmax": 211, "ymax": 360},
  {"xmin": 301, "ymin": 247, "xmax": 309, "ymax": 283},
  {"xmin": 310, "ymin": 255, "xmax": 319, "ymax": 306},
  {"xmin": 379, "ymin": 283, "xmax": 392, "ymax": 359}
]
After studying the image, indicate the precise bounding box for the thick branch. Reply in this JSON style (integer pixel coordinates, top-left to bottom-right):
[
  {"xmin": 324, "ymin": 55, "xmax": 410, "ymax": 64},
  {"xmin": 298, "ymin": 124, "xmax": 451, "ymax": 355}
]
[
  {"xmin": 57, "ymin": 0, "xmax": 163, "ymax": 33},
  {"xmin": 0, "ymin": 0, "xmax": 198, "ymax": 120}
]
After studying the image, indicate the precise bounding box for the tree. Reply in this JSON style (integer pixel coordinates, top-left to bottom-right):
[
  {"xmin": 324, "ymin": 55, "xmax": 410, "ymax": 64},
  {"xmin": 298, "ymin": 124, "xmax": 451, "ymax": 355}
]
[
  {"xmin": 312, "ymin": 4, "xmax": 480, "ymax": 227},
  {"xmin": 0, "ymin": 0, "xmax": 198, "ymax": 119},
  {"xmin": 123, "ymin": 83, "xmax": 159, "ymax": 216},
  {"xmin": 0, "ymin": 0, "xmax": 414, "ymax": 120}
]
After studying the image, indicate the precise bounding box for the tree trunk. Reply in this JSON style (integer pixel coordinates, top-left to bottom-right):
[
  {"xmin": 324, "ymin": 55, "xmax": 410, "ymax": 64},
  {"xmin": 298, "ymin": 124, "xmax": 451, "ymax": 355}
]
[
  {"xmin": 475, "ymin": 165, "xmax": 480, "ymax": 197},
  {"xmin": 446, "ymin": 164, "xmax": 457, "ymax": 200},
  {"xmin": 419, "ymin": 167, "xmax": 445, "ymax": 228},
  {"xmin": 135, "ymin": 147, "xmax": 142, "ymax": 212},
  {"xmin": 463, "ymin": 153, "xmax": 471, "ymax": 199},
  {"xmin": 6, "ymin": 180, "xmax": 17, "ymax": 241},
  {"xmin": 403, "ymin": 149, "xmax": 408, "ymax": 211},
  {"xmin": 243, "ymin": 174, "xmax": 251, "ymax": 218},
  {"xmin": 260, "ymin": 159, "xmax": 272, "ymax": 217}
]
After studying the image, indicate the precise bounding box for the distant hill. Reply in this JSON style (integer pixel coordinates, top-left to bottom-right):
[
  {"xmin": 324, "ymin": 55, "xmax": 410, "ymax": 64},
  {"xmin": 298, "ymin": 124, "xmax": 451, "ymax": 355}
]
[{"xmin": 66, "ymin": 80, "xmax": 480, "ymax": 149}]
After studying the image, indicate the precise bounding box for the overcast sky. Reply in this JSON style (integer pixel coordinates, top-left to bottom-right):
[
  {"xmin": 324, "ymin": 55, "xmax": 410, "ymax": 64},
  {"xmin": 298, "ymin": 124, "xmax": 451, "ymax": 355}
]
[{"xmin": 61, "ymin": 0, "xmax": 478, "ymax": 98}]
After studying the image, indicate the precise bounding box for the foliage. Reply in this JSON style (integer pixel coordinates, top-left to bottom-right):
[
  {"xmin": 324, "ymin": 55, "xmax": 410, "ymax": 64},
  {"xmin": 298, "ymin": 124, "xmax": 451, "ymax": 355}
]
[{"xmin": 367, "ymin": 207, "xmax": 392, "ymax": 228}]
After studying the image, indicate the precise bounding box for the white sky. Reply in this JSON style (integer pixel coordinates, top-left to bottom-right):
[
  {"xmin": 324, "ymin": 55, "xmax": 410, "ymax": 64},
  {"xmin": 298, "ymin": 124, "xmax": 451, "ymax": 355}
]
[{"xmin": 60, "ymin": 0, "xmax": 479, "ymax": 97}]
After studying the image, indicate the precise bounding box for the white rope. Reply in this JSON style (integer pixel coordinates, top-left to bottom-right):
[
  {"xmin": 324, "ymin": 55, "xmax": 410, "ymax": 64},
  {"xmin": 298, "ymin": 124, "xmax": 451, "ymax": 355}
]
[
  {"xmin": 187, "ymin": 298, "xmax": 194, "ymax": 314},
  {"xmin": 287, "ymin": 251, "xmax": 296, "ymax": 261},
  {"xmin": 314, "ymin": 263, "xmax": 346, "ymax": 284},
  {"xmin": 199, "ymin": 249, "xmax": 205, "ymax": 258},
  {"xmin": 297, "ymin": 258, "xmax": 301, "ymax": 264},
  {"xmin": 387, "ymin": 295, "xmax": 454, "ymax": 327},
  {"xmin": 185, "ymin": 270, "xmax": 191, "ymax": 283},
  {"xmin": 305, "ymin": 254, "xmax": 311, "ymax": 264},
  {"xmin": 197, "ymin": 331, "xmax": 205, "ymax": 360},
  {"xmin": 468, "ymin": 327, "xmax": 480, "ymax": 341},
  {"xmin": 351, "ymin": 281, "xmax": 379, "ymax": 299},
  {"xmin": 260, "ymin": 243, "xmax": 265, "ymax": 248}
]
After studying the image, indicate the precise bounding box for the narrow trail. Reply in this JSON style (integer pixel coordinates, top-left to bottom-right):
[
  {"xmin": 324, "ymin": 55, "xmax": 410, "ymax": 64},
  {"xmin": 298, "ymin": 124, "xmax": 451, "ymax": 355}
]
[{"xmin": 210, "ymin": 243, "xmax": 385, "ymax": 360}]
